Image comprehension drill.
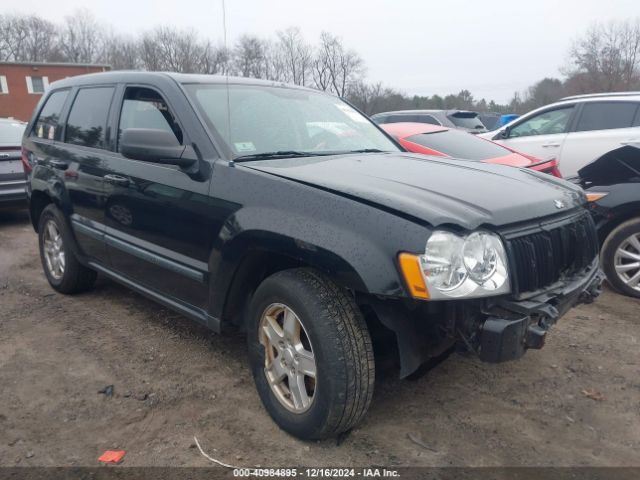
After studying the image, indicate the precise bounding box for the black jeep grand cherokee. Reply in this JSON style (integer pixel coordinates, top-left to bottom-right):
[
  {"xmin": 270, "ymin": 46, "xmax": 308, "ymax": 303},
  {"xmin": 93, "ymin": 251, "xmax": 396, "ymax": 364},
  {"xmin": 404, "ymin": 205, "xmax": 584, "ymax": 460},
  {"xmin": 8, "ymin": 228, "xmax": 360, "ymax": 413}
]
[{"xmin": 23, "ymin": 72, "xmax": 602, "ymax": 440}]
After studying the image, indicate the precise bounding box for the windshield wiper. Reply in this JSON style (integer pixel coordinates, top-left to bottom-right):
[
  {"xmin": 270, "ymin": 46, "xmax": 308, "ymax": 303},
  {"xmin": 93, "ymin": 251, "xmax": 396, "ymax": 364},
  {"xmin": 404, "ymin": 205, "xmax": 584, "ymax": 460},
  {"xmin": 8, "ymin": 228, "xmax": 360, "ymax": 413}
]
[
  {"xmin": 233, "ymin": 151, "xmax": 330, "ymax": 162},
  {"xmin": 341, "ymin": 149, "xmax": 388, "ymax": 154}
]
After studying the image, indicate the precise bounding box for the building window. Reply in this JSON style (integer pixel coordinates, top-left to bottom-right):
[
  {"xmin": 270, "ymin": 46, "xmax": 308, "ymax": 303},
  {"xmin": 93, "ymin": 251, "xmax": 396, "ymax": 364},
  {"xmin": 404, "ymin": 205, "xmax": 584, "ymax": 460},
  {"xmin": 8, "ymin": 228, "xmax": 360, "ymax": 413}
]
[
  {"xmin": 0, "ymin": 75, "xmax": 8, "ymax": 94},
  {"xmin": 26, "ymin": 76, "xmax": 49, "ymax": 94}
]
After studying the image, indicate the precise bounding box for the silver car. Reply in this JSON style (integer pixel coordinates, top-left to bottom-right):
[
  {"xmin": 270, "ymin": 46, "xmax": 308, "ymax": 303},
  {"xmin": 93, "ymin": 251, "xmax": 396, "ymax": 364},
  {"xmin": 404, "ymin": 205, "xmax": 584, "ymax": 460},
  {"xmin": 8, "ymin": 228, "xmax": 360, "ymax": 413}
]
[
  {"xmin": 371, "ymin": 109, "xmax": 488, "ymax": 134},
  {"xmin": 0, "ymin": 118, "xmax": 27, "ymax": 208}
]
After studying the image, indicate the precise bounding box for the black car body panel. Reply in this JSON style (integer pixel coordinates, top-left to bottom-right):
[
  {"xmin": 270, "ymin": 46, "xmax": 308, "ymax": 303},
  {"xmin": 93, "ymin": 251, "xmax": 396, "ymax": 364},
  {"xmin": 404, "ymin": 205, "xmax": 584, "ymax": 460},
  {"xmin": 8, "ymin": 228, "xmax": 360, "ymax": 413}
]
[
  {"xmin": 23, "ymin": 71, "xmax": 602, "ymax": 378},
  {"xmin": 579, "ymin": 145, "xmax": 640, "ymax": 242}
]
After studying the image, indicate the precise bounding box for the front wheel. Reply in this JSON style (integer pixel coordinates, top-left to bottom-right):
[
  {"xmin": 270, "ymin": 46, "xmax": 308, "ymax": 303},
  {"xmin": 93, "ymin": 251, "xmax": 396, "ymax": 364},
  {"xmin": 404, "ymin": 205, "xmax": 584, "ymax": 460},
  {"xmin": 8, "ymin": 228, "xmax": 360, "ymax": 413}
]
[
  {"xmin": 247, "ymin": 268, "xmax": 375, "ymax": 440},
  {"xmin": 601, "ymin": 218, "xmax": 640, "ymax": 298}
]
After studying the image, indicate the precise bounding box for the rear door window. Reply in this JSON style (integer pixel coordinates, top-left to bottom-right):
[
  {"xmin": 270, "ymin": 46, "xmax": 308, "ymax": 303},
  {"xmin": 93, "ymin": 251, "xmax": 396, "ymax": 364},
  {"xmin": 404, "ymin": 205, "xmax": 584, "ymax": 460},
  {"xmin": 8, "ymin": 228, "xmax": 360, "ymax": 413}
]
[
  {"xmin": 65, "ymin": 87, "xmax": 115, "ymax": 149},
  {"xmin": 32, "ymin": 90, "xmax": 69, "ymax": 141},
  {"xmin": 575, "ymin": 102, "xmax": 639, "ymax": 132}
]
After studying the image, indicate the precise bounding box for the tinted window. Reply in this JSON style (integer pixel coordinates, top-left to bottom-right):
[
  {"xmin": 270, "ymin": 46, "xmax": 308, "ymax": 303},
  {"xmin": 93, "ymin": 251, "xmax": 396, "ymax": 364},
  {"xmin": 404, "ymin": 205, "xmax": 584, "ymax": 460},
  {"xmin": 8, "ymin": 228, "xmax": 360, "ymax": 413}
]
[
  {"xmin": 510, "ymin": 107, "xmax": 573, "ymax": 138},
  {"xmin": 65, "ymin": 87, "xmax": 114, "ymax": 149},
  {"xmin": 575, "ymin": 102, "xmax": 639, "ymax": 132},
  {"xmin": 415, "ymin": 114, "xmax": 441, "ymax": 126},
  {"xmin": 118, "ymin": 87, "xmax": 183, "ymax": 150},
  {"xmin": 406, "ymin": 129, "xmax": 509, "ymax": 161},
  {"xmin": 387, "ymin": 115, "xmax": 408, "ymax": 123},
  {"xmin": 448, "ymin": 112, "xmax": 485, "ymax": 130},
  {"xmin": 32, "ymin": 90, "xmax": 69, "ymax": 141}
]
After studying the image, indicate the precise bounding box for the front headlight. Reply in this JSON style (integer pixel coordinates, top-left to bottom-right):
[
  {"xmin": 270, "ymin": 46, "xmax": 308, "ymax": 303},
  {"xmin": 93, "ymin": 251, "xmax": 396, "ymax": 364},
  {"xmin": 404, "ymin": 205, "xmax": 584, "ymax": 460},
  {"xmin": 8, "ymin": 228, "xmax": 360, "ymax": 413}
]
[{"xmin": 400, "ymin": 230, "xmax": 510, "ymax": 300}]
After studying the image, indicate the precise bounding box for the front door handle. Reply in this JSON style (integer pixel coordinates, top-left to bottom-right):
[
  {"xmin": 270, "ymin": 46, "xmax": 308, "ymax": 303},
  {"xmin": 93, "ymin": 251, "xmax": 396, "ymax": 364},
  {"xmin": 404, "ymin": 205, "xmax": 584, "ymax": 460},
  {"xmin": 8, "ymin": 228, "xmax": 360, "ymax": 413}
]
[
  {"xmin": 104, "ymin": 174, "xmax": 130, "ymax": 187},
  {"xmin": 542, "ymin": 143, "xmax": 561, "ymax": 148}
]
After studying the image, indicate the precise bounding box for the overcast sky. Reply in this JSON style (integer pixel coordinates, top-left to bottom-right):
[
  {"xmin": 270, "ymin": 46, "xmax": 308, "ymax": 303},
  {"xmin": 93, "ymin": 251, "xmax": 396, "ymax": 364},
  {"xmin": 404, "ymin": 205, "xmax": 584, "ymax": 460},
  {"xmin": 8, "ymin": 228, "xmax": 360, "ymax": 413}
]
[{"xmin": 4, "ymin": 0, "xmax": 639, "ymax": 103}]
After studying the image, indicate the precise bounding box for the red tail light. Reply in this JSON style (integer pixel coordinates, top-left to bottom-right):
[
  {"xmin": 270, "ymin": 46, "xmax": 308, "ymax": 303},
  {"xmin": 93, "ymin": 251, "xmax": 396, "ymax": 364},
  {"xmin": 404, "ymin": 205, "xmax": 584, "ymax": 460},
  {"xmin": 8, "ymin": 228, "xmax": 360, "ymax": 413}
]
[{"xmin": 21, "ymin": 147, "xmax": 32, "ymax": 174}]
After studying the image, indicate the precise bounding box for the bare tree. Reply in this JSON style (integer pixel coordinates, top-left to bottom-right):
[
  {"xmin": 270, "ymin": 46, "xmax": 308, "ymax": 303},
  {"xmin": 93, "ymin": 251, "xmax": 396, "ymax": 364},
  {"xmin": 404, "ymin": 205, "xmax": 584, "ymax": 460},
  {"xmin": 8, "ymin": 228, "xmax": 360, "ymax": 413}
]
[
  {"xmin": 0, "ymin": 14, "xmax": 61, "ymax": 62},
  {"xmin": 274, "ymin": 27, "xmax": 312, "ymax": 85},
  {"xmin": 565, "ymin": 18, "xmax": 640, "ymax": 93},
  {"xmin": 200, "ymin": 41, "xmax": 230, "ymax": 74},
  {"xmin": 100, "ymin": 32, "xmax": 140, "ymax": 70},
  {"xmin": 232, "ymin": 35, "xmax": 269, "ymax": 78},
  {"xmin": 60, "ymin": 9, "xmax": 104, "ymax": 63},
  {"xmin": 312, "ymin": 32, "xmax": 364, "ymax": 97},
  {"xmin": 140, "ymin": 26, "xmax": 204, "ymax": 72}
]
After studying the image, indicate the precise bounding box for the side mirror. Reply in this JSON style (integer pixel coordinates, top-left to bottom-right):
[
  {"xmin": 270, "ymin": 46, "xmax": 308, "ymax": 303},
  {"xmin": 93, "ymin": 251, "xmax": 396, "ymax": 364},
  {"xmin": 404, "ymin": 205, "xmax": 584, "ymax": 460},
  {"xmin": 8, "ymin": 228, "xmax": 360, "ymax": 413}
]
[
  {"xmin": 494, "ymin": 126, "xmax": 510, "ymax": 141},
  {"xmin": 120, "ymin": 128, "xmax": 196, "ymax": 168}
]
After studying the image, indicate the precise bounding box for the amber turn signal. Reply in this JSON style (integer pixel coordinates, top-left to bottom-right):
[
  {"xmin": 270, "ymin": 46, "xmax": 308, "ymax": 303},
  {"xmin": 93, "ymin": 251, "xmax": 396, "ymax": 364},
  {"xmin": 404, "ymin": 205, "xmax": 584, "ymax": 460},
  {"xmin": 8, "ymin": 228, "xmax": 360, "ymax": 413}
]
[
  {"xmin": 586, "ymin": 192, "xmax": 608, "ymax": 202},
  {"xmin": 398, "ymin": 253, "xmax": 430, "ymax": 299}
]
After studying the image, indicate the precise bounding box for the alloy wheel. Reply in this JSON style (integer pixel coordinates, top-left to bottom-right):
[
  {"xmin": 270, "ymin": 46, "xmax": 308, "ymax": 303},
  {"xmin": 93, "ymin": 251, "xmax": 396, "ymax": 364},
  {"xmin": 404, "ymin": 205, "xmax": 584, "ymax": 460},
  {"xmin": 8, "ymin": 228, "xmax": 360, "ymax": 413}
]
[
  {"xmin": 614, "ymin": 233, "xmax": 640, "ymax": 292},
  {"xmin": 43, "ymin": 219, "xmax": 65, "ymax": 280},
  {"xmin": 259, "ymin": 303, "xmax": 317, "ymax": 413}
]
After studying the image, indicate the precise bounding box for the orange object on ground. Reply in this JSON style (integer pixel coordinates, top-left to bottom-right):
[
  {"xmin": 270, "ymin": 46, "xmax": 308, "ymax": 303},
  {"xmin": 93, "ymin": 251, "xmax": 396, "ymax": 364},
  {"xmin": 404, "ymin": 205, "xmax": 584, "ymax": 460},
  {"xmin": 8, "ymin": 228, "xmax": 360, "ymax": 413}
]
[{"xmin": 98, "ymin": 450, "xmax": 126, "ymax": 464}]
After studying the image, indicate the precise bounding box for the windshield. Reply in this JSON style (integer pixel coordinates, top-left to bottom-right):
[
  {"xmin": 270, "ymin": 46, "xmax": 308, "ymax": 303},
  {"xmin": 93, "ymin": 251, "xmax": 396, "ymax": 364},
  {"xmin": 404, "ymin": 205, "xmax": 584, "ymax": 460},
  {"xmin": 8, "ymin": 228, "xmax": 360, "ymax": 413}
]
[
  {"xmin": 184, "ymin": 84, "xmax": 399, "ymax": 158},
  {"xmin": 406, "ymin": 129, "xmax": 509, "ymax": 161},
  {"xmin": 0, "ymin": 121, "xmax": 26, "ymax": 146}
]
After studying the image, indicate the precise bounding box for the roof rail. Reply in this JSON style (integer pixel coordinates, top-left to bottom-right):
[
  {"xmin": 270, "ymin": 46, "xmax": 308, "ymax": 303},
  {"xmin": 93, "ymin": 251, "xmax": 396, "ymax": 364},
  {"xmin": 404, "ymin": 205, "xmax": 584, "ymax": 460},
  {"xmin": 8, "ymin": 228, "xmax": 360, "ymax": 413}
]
[{"xmin": 560, "ymin": 91, "xmax": 640, "ymax": 101}]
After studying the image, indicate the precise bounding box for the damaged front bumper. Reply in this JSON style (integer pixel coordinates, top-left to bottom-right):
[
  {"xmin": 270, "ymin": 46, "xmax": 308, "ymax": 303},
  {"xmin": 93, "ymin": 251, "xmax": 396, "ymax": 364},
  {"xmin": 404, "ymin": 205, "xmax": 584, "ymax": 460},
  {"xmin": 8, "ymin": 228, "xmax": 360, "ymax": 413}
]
[
  {"xmin": 478, "ymin": 262, "xmax": 604, "ymax": 363},
  {"xmin": 364, "ymin": 261, "xmax": 604, "ymax": 378}
]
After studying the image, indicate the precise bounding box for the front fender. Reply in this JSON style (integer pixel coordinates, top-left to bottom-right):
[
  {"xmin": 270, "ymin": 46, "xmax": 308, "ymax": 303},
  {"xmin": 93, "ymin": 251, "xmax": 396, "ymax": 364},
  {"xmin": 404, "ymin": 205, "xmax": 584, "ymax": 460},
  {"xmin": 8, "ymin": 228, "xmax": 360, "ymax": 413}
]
[{"xmin": 207, "ymin": 204, "xmax": 429, "ymax": 320}]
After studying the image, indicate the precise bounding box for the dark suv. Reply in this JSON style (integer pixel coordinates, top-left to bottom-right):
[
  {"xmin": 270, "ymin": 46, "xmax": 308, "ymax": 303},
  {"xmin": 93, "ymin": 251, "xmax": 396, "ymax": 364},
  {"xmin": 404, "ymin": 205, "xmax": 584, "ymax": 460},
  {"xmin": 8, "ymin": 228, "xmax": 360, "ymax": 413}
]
[{"xmin": 23, "ymin": 72, "xmax": 603, "ymax": 440}]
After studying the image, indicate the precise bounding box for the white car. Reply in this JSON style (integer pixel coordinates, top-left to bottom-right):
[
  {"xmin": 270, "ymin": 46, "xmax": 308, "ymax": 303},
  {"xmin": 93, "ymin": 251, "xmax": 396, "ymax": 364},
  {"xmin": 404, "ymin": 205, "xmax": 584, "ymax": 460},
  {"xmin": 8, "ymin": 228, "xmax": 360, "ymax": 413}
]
[{"xmin": 480, "ymin": 92, "xmax": 640, "ymax": 177}]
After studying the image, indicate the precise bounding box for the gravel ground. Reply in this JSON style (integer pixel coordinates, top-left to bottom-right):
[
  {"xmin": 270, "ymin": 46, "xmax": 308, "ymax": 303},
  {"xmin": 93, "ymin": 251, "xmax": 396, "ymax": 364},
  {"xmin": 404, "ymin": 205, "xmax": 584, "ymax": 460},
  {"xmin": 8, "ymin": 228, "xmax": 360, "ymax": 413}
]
[{"xmin": 0, "ymin": 208, "xmax": 639, "ymax": 468}]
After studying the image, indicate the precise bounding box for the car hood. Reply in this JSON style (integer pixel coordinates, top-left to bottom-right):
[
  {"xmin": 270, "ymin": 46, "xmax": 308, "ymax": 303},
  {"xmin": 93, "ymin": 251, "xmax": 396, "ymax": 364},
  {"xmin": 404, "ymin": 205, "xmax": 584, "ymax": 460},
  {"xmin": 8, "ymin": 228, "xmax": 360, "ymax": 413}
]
[{"xmin": 242, "ymin": 153, "xmax": 585, "ymax": 230}]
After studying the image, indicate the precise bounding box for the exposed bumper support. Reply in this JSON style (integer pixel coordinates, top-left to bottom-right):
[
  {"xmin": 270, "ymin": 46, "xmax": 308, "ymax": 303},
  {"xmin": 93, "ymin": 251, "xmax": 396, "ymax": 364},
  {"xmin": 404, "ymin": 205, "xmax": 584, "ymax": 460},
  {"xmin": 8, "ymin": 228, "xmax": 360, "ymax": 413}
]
[{"xmin": 478, "ymin": 264, "xmax": 604, "ymax": 363}]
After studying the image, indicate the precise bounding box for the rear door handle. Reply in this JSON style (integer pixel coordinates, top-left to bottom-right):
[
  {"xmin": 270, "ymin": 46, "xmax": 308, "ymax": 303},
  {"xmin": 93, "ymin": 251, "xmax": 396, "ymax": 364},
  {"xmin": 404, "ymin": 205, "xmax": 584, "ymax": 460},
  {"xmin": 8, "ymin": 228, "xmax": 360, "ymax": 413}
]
[
  {"xmin": 542, "ymin": 143, "xmax": 561, "ymax": 148},
  {"xmin": 104, "ymin": 174, "xmax": 130, "ymax": 187}
]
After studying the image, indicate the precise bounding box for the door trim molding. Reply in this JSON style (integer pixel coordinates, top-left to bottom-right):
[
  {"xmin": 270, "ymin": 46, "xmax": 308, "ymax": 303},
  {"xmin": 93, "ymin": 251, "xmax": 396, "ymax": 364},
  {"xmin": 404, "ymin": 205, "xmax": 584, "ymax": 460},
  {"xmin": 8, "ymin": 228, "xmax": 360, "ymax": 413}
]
[{"xmin": 71, "ymin": 214, "xmax": 207, "ymax": 283}]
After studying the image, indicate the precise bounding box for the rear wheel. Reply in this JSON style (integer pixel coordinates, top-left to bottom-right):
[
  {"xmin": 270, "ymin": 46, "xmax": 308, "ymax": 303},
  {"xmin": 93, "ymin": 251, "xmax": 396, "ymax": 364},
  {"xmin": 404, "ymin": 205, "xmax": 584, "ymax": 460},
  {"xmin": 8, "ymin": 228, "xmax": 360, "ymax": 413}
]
[
  {"xmin": 601, "ymin": 218, "xmax": 640, "ymax": 299},
  {"xmin": 247, "ymin": 268, "xmax": 375, "ymax": 440},
  {"xmin": 38, "ymin": 204, "xmax": 97, "ymax": 294}
]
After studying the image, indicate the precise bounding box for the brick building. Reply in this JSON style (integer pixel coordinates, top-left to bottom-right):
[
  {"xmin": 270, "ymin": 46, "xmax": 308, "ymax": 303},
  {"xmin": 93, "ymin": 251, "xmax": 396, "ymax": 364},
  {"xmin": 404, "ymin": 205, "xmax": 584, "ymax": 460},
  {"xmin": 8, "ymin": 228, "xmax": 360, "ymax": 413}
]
[{"xmin": 0, "ymin": 62, "xmax": 110, "ymax": 122}]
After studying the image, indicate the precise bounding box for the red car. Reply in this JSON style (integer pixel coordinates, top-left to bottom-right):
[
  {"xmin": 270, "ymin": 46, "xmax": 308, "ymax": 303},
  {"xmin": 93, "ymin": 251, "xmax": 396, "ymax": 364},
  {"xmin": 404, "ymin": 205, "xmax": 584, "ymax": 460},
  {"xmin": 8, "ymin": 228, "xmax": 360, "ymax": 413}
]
[{"xmin": 381, "ymin": 122, "xmax": 562, "ymax": 177}]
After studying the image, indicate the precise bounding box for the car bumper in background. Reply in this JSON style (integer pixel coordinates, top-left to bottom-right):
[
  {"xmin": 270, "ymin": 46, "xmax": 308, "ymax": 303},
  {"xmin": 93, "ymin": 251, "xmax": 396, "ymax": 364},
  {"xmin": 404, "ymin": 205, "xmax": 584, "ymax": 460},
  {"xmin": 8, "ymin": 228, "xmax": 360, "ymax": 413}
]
[{"xmin": 0, "ymin": 180, "xmax": 28, "ymax": 207}]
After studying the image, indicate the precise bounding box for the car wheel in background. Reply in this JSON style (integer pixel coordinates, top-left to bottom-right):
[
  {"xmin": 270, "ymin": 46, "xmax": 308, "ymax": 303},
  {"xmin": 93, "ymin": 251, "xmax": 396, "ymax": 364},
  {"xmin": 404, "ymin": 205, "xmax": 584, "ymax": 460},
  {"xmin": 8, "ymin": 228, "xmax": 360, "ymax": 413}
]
[
  {"xmin": 601, "ymin": 217, "xmax": 640, "ymax": 299},
  {"xmin": 38, "ymin": 204, "xmax": 97, "ymax": 294},
  {"xmin": 247, "ymin": 268, "xmax": 375, "ymax": 440}
]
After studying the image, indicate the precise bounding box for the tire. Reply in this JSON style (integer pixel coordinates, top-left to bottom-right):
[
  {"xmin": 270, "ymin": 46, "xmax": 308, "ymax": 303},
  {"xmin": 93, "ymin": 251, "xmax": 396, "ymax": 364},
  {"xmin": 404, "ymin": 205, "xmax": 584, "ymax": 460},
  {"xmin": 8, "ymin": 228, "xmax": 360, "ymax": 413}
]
[
  {"xmin": 247, "ymin": 268, "xmax": 375, "ymax": 440},
  {"xmin": 601, "ymin": 217, "xmax": 640, "ymax": 299},
  {"xmin": 38, "ymin": 204, "xmax": 97, "ymax": 294}
]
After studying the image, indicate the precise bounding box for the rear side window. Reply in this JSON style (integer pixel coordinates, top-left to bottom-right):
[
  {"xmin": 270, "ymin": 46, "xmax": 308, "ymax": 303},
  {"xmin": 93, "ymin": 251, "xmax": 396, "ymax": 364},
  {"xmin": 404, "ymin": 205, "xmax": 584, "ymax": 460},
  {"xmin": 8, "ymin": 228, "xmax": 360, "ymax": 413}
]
[
  {"xmin": 575, "ymin": 102, "xmax": 639, "ymax": 132},
  {"xmin": 406, "ymin": 129, "xmax": 509, "ymax": 161},
  {"xmin": 117, "ymin": 86, "xmax": 183, "ymax": 150},
  {"xmin": 32, "ymin": 90, "xmax": 69, "ymax": 141},
  {"xmin": 65, "ymin": 87, "xmax": 115, "ymax": 149}
]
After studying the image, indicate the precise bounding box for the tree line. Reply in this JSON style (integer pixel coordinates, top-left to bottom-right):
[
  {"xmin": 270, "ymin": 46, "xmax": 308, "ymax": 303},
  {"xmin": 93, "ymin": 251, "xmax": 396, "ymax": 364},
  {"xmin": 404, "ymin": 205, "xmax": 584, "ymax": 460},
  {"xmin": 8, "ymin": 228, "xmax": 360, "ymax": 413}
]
[{"xmin": 1, "ymin": 10, "xmax": 639, "ymax": 115}]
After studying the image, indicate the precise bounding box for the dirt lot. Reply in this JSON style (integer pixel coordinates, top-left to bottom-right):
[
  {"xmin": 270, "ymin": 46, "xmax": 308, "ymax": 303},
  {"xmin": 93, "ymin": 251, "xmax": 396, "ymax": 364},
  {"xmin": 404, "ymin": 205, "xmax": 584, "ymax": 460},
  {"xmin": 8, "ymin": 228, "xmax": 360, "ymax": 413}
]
[{"xmin": 0, "ymin": 208, "xmax": 639, "ymax": 468}]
